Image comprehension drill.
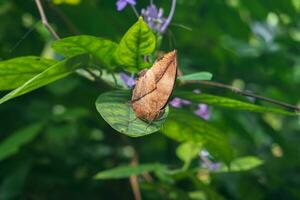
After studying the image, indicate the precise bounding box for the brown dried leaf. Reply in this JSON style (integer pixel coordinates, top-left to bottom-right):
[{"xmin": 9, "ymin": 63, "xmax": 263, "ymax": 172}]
[{"xmin": 131, "ymin": 50, "xmax": 177, "ymax": 121}]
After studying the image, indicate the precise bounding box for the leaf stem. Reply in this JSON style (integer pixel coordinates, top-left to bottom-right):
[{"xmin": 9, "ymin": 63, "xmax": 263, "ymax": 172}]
[
  {"xmin": 131, "ymin": 5, "xmax": 140, "ymax": 18},
  {"xmin": 194, "ymin": 80, "xmax": 300, "ymax": 112}
]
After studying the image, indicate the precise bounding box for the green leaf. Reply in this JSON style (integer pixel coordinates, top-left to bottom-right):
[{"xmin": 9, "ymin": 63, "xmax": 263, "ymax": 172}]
[
  {"xmin": 94, "ymin": 163, "xmax": 166, "ymax": 180},
  {"xmin": 114, "ymin": 17, "xmax": 156, "ymax": 72},
  {"xmin": 52, "ymin": 35, "xmax": 117, "ymax": 69},
  {"xmin": 0, "ymin": 56, "xmax": 57, "ymax": 90},
  {"xmin": 0, "ymin": 54, "xmax": 89, "ymax": 105},
  {"xmin": 177, "ymin": 72, "xmax": 213, "ymax": 81},
  {"xmin": 95, "ymin": 90, "xmax": 168, "ymax": 137},
  {"xmin": 0, "ymin": 123, "xmax": 43, "ymax": 161},
  {"xmin": 175, "ymin": 92, "xmax": 296, "ymax": 115},
  {"xmin": 176, "ymin": 142, "xmax": 201, "ymax": 167},
  {"xmin": 163, "ymin": 109, "xmax": 233, "ymax": 164},
  {"xmin": 215, "ymin": 156, "xmax": 264, "ymax": 173}
]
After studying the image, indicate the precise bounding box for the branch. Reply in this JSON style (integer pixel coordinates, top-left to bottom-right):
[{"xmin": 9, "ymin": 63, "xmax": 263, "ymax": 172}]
[
  {"xmin": 194, "ymin": 80, "xmax": 300, "ymax": 112},
  {"xmin": 129, "ymin": 152, "xmax": 142, "ymax": 200},
  {"xmin": 34, "ymin": 0, "xmax": 107, "ymax": 85},
  {"xmin": 34, "ymin": 0, "xmax": 60, "ymax": 40}
]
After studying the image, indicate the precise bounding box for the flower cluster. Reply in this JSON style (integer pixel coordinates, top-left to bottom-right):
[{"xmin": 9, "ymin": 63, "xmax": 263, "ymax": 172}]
[
  {"xmin": 116, "ymin": 0, "xmax": 176, "ymax": 34},
  {"xmin": 169, "ymin": 90, "xmax": 211, "ymax": 120},
  {"xmin": 141, "ymin": 4, "xmax": 167, "ymax": 33}
]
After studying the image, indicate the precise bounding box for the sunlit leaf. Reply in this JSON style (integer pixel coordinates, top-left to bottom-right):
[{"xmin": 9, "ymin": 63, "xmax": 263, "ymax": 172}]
[
  {"xmin": 95, "ymin": 90, "xmax": 168, "ymax": 137},
  {"xmin": 52, "ymin": 35, "xmax": 117, "ymax": 69},
  {"xmin": 215, "ymin": 156, "xmax": 264, "ymax": 173},
  {"xmin": 94, "ymin": 163, "xmax": 166, "ymax": 180},
  {"xmin": 114, "ymin": 17, "xmax": 156, "ymax": 72},
  {"xmin": 176, "ymin": 142, "xmax": 201, "ymax": 166},
  {"xmin": 0, "ymin": 54, "xmax": 89, "ymax": 105},
  {"xmin": 178, "ymin": 72, "xmax": 213, "ymax": 81},
  {"xmin": 0, "ymin": 123, "xmax": 43, "ymax": 161},
  {"xmin": 0, "ymin": 56, "xmax": 57, "ymax": 90}
]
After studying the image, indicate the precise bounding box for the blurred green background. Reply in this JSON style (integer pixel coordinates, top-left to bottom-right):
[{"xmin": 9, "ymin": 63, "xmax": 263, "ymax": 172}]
[{"xmin": 0, "ymin": 0, "xmax": 300, "ymax": 199}]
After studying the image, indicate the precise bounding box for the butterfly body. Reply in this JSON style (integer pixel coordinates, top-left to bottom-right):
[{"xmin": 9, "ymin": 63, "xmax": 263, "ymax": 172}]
[{"xmin": 131, "ymin": 50, "xmax": 177, "ymax": 121}]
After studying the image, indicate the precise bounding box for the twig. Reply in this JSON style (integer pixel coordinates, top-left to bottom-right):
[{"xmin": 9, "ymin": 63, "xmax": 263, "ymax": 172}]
[
  {"xmin": 34, "ymin": 0, "xmax": 107, "ymax": 85},
  {"xmin": 34, "ymin": 0, "xmax": 60, "ymax": 40},
  {"xmin": 129, "ymin": 153, "xmax": 142, "ymax": 200},
  {"xmin": 193, "ymin": 80, "xmax": 300, "ymax": 112}
]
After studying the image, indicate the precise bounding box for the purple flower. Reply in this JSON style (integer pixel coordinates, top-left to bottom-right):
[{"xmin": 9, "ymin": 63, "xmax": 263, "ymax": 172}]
[
  {"xmin": 194, "ymin": 104, "xmax": 210, "ymax": 120},
  {"xmin": 170, "ymin": 97, "xmax": 191, "ymax": 108},
  {"xmin": 120, "ymin": 72, "xmax": 135, "ymax": 88},
  {"xmin": 141, "ymin": 0, "xmax": 176, "ymax": 33},
  {"xmin": 206, "ymin": 162, "xmax": 222, "ymax": 171},
  {"xmin": 116, "ymin": 0, "xmax": 136, "ymax": 11},
  {"xmin": 199, "ymin": 150, "xmax": 221, "ymax": 171},
  {"xmin": 141, "ymin": 4, "xmax": 167, "ymax": 33}
]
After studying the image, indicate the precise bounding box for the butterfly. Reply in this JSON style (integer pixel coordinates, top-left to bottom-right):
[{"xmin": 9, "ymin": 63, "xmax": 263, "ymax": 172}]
[{"xmin": 131, "ymin": 50, "xmax": 177, "ymax": 121}]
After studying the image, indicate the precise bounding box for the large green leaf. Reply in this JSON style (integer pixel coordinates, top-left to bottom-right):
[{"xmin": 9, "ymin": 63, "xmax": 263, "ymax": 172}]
[
  {"xmin": 94, "ymin": 163, "xmax": 166, "ymax": 180},
  {"xmin": 0, "ymin": 123, "xmax": 43, "ymax": 161},
  {"xmin": 114, "ymin": 17, "xmax": 156, "ymax": 72},
  {"xmin": 215, "ymin": 156, "xmax": 264, "ymax": 173},
  {"xmin": 52, "ymin": 35, "xmax": 117, "ymax": 69},
  {"xmin": 0, "ymin": 56, "xmax": 57, "ymax": 90},
  {"xmin": 0, "ymin": 54, "xmax": 89, "ymax": 105},
  {"xmin": 175, "ymin": 92, "xmax": 296, "ymax": 115},
  {"xmin": 95, "ymin": 90, "xmax": 168, "ymax": 137},
  {"xmin": 162, "ymin": 109, "xmax": 233, "ymax": 164},
  {"xmin": 177, "ymin": 72, "xmax": 213, "ymax": 81}
]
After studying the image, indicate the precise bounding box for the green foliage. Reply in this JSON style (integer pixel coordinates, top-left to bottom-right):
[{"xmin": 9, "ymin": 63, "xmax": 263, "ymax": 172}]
[
  {"xmin": 177, "ymin": 72, "xmax": 213, "ymax": 81},
  {"xmin": 176, "ymin": 142, "xmax": 201, "ymax": 169},
  {"xmin": 0, "ymin": 164, "xmax": 31, "ymax": 200},
  {"xmin": 163, "ymin": 109, "xmax": 233, "ymax": 164},
  {"xmin": 215, "ymin": 156, "xmax": 264, "ymax": 173},
  {"xmin": 0, "ymin": 54, "xmax": 89, "ymax": 104},
  {"xmin": 0, "ymin": 123, "xmax": 43, "ymax": 161},
  {"xmin": 114, "ymin": 17, "xmax": 156, "ymax": 72},
  {"xmin": 0, "ymin": 57, "xmax": 57, "ymax": 90},
  {"xmin": 52, "ymin": 35, "xmax": 118, "ymax": 69},
  {"xmin": 0, "ymin": 1, "xmax": 299, "ymax": 199},
  {"xmin": 95, "ymin": 90, "xmax": 168, "ymax": 137},
  {"xmin": 175, "ymin": 92, "xmax": 296, "ymax": 115},
  {"xmin": 94, "ymin": 163, "xmax": 166, "ymax": 180}
]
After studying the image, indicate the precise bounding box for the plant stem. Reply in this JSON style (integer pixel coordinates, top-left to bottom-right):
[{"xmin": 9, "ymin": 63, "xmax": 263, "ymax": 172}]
[
  {"xmin": 129, "ymin": 152, "xmax": 142, "ymax": 200},
  {"xmin": 160, "ymin": 0, "xmax": 176, "ymax": 33},
  {"xmin": 196, "ymin": 80, "xmax": 300, "ymax": 112},
  {"xmin": 131, "ymin": 5, "xmax": 139, "ymax": 18},
  {"xmin": 34, "ymin": 0, "xmax": 60, "ymax": 40},
  {"xmin": 34, "ymin": 0, "xmax": 106, "ymax": 84}
]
